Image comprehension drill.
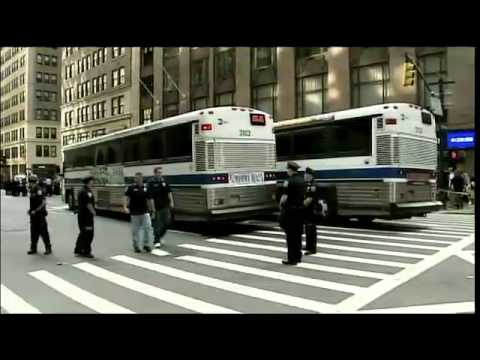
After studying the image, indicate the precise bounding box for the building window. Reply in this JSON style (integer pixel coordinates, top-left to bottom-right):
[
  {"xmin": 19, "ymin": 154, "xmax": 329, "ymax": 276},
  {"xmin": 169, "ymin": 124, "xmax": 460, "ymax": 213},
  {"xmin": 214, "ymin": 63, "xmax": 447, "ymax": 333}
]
[
  {"xmin": 12, "ymin": 147, "xmax": 18, "ymax": 159},
  {"xmin": 36, "ymin": 54, "xmax": 43, "ymax": 64},
  {"xmin": 252, "ymin": 84, "xmax": 277, "ymax": 117},
  {"xmin": 296, "ymin": 73, "xmax": 328, "ymax": 116},
  {"xmin": 417, "ymin": 52, "xmax": 450, "ymax": 108},
  {"xmin": 163, "ymin": 104, "xmax": 178, "ymax": 118},
  {"xmin": 51, "ymin": 74, "xmax": 57, "ymax": 84},
  {"xmin": 215, "ymin": 92, "xmax": 234, "ymax": 106},
  {"xmin": 36, "ymin": 145, "xmax": 42, "ymax": 157},
  {"xmin": 119, "ymin": 67, "xmax": 125, "ymax": 84},
  {"xmin": 36, "ymin": 127, "xmax": 42, "ymax": 138},
  {"xmin": 36, "ymin": 72, "xmax": 42, "ymax": 82},
  {"xmin": 42, "ymin": 109, "xmax": 49, "ymax": 120},
  {"xmin": 43, "ymin": 55, "xmax": 50, "ymax": 66},
  {"xmin": 51, "ymin": 56, "xmax": 57, "ymax": 66},
  {"xmin": 50, "ymin": 110, "xmax": 57, "ymax": 121},
  {"xmin": 111, "ymin": 96, "xmax": 125, "ymax": 116},
  {"xmin": 297, "ymin": 47, "xmax": 328, "ymax": 59},
  {"xmin": 20, "ymin": 74, "xmax": 25, "ymax": 85},
  {"xmin": 43, "ymin": 73, "xmax": 49, "ymax": 83},
  {"xmin": 215, "ymin": 49, "xmax": 235, "ymax": 80},
  {"xmin": 351, "ymin": 63, "xmax": 391, "ymax": 107},
  {"xmin": 50, "ymin": 146, "xmax": 57, "ymax": 157},
  {"xmin": 36, "ymin": 90, "xmax": 42, "ymax": 101},
  {"xmin": 19, "ymin": 110, "xmax": 25, "ymax": 121},
  {"xmin": 191, "ymin": 58, "xmax": 208, "ymax": 86},
  {"xmin": 92, "ymin": 129, "xmax": 106, "ymax": 138},
  {"xmin": 20, "ymin": 145, "xmax": 25, "ymax": 158},
  {"xmin": 142, "ymin": 108, "xmax": 153, "ymax": 123},
  {"xmin": 43, "ymin": 145, "xmax": 49, "ymax": 157},
  {"xmin": 20, "ymin": 128, "xmax": 25, "ymax": 139},
  {"xmin": 19, "ymin": 92, "xmax": 25, "ymax": 103},
  {"xmin": 77, "ymin": 132, "xmax": 89, "ymax": 142},
  {"xmin": 254, "ymin": 47, "xmax": 274, "ymax": 69},
  {"xmin": 43, "ymin": 128, "xmax": 50, "ymax": 139},
  {"xmin": 191, "ymin": 97, "xmax": 208, "ymax": 110},
  {"xmin": 112, "ymin": 47, "xmax": 125, "ymax": 58}
]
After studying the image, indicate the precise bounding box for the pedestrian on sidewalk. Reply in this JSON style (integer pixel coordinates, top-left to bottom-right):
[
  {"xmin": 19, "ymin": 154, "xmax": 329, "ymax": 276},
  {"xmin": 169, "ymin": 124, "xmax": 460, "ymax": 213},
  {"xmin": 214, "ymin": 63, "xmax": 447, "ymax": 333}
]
[
  {"xmin": 27, "ymin": 175, "xmax": 52, "ymax": 255},
  {"xmin": 124, "ymin": 172, "xmax": 155, "ymax": 253},
  {"xmin": 147, "ymin": 167, "xmax": 174, "ymax": 248},
  {"xmin": 451, "ymin": 170, "xmax": 466, "ymax": 209},
  {"xmin": 468, "ymin": 176, "xmax": 475, "ymax": 206},
  {"xmin": 74, "ymin": 176, "xmax": 96, "ymax": 258},
  {"xmin": 279, "ymin": 161, "xmax": 305, "ymax": 265}
]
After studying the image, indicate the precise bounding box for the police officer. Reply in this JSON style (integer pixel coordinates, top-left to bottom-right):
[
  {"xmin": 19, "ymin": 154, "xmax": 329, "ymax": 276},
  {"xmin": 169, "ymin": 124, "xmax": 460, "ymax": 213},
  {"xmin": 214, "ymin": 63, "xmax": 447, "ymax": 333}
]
[
  {"xmin": 74, "ymin": 176, "xmax": 96, "ymax": 258},
  {"xmin": 279, "ymin": 161, "xmax": 305, "ymax": 265},
  {"xmin": 303, "ymin": 167, "xmax": 317, "ymax": 255},
  {"xmin": 124, "ymin": 172, "xmax": 155, "ymax": 253},
  {"xmin": 147, "ymin": 167, "xmax": 174, "ymax": 248},
  {"xmin": 27, "ymin": 175, "xmax": 52, "ymax": 255}
]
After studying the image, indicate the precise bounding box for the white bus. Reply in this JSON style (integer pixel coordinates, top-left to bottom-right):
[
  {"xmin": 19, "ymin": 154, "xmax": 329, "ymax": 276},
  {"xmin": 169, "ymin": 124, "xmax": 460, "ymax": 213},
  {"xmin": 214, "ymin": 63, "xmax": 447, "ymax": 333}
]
[
  {"xmin": 63, "ymin": 107, "xmax": 278, "ymax": 222},
  {"xmin": 274, "ymin": 103, "xmax": 443, "ymax": 222}
]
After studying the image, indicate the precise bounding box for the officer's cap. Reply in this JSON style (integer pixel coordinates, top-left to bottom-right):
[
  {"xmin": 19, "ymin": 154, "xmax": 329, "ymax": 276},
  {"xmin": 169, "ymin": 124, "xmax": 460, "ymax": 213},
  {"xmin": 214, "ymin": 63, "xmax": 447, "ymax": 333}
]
[
  {"xmin": 305, "ymin": 167, "xmax": 314, "ymax": 175},
  {"xmin": 287, "ymin": 161, "xmax": 301, "ymax": 171},
  {"xmin": 82, "ymin": 176, "xmax": 95, "ymax": 184}
]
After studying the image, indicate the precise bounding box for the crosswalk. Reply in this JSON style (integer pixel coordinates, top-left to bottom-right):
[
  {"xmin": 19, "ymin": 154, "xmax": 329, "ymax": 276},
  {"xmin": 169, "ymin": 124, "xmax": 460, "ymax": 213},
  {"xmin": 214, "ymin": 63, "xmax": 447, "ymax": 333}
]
[{"xmin": 1, "ymin": 213, "xmax": 475, "ymax": 314}]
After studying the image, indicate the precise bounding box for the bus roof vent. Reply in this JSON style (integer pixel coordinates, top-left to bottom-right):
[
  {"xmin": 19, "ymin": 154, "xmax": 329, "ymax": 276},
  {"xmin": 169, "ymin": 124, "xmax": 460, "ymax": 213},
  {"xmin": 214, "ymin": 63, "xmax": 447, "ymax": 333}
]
[
  {"xmin": 383, "ymin": 106, "xmax": 389, "ymax": 109},
  {"xmin": 393, "ymin": 106, "xmax": 398, "ymax": 109}
]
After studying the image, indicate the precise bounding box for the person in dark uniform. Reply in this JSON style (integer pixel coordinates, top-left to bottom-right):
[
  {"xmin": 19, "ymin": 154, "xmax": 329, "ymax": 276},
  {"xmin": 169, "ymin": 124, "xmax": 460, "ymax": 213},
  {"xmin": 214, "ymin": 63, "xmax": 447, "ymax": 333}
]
[
  {"xmin": 74, "ymin": 176, "xmax": 96, "ymax": 258},
  {"xmin": 124, "ymin": 172, "xmax": 155, "ymax": 253},
  {"xmin": 279, "ymin": 161, "xmax": 305, "ymax": 265},
  {"xmin": 147, "ymin": 167, "xmax": 174, "ymax": 248},
  {"xmin": 27, "ymin": 175, "xmax": 52, "ymax": 255},
  {"xmin": 303, "ymin": 167, "xmax": 318, "ymax": 255}
]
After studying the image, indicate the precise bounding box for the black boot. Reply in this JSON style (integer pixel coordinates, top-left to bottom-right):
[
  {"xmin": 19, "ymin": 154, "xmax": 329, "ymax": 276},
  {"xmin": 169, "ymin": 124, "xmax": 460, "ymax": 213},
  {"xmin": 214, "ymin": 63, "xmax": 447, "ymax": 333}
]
[
  {"xmin": 45, "ymin": 247, "xmax": 52, "ymax": 255},
  {"xmin": 27, "ymin": 249, "xmax": 37, "ymax": 255}
]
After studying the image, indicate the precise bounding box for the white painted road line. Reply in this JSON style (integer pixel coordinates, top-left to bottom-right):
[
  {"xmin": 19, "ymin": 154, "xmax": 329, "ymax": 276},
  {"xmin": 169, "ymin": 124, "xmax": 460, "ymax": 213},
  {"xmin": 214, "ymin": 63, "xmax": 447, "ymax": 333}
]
[
  {"xmin": 206, "ymin": 239, "xmax": 410, "ymax": 268},
  {"xmin": 257, "ymin": 230, "xmax": 447, "ymax": 249},
  {"xmin": 178, "ymin": 244, "xmax": 389, "ymax": 280},
  {"xmin": 335, "ymin": 234, "xmax": 475, "ymax": 313},
  {"xmin": 1, "ymin": 284, "xmax": 41, "ymax": 314},
  {"xmin": 29, "ymin": 270, "xmax": 134, "ymax": 314},
  {"xmin": 358, "ymin": 301, "xmax": 475, "ymax": 314},
  {"xmin": 113, "ymin": 255, "xmax": 336, "ymax": 313},
  {"xmin": 271, "ymin": 225, "xmax": 467, "ymax": 239},
  {"xmin": 232, "ymin": 234, "xmax": 427, "ymax": 259},
  {"xmin": 375, "ymin": 219, "xmax": 475, "ymax": 231},
  {"xmin": 73, "ymin": 262, "xmax": 237, "ymax": 314},
  {"xmin": 177, "ymin": 255, "xmax": 363, "ymax": 294},
  {"xmin": 455, "ymin": 251, "xmax": 475, "ymax": 265},
  {"xmin": 151, "ymin": 249, "xmax": 170, "ymax": 256}
]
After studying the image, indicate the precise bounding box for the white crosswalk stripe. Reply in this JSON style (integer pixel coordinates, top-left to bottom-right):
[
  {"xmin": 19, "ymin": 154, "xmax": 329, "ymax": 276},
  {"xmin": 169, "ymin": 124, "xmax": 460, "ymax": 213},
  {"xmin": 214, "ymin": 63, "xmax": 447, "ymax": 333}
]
[
  {"xmin": 112, "ymin": 255, "xmax": 337, "ymax": 313},
  {"xmin": 205, "ymin": 238, "xmax": 411, "ymax": 268},
  {"xmin": 232, "ymin": 234, "xmax": 427, "ymax": 259},
  {"xmin": 73, "ymin": 262, "xmax": 238, "ymax": 314},
  {"xmin": 29, "ymin": 270, "xmax": 134, "ymax": 314},
  {"xmin": 178, "ymin": 244, "xmax": 389, "ymax": 279},
  {"xmin": 257, "ymin": 230, "xmax": 447, "ymax": 249},
  {"xmin": 1, "ymin": 284, "xmax": 41, "ymax": 314},
  {"xmin": 375, "ymin": 219, "xmax": 474, "ymax": 231},
  {"xmin": 176, "ymin": 255, "xmax": 363, "ymax": 293}
]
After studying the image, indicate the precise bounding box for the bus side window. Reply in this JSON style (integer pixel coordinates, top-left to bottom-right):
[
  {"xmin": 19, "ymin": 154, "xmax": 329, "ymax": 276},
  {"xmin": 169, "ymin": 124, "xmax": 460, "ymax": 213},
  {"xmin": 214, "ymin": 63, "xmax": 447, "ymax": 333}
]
[
  {"xmin": 124, "ymin": 135, "xmax": 140, "ymax": 163},
  {"xmin": 96, "ymin": 146, "xmax": 105, "ymax": 165},
  {"xmin": 143, "ymin": 129, "xmax": 164, "ymax": 161},
  {"xmin": 165, "ymin": 123, "xmax": 192, "ymax": 159},
  {"xmin": 107, "ymin": 145, "xmax": 116, "ymax": 164},
  {"xmin": 276, "ymin": 134, "xmax": 292, "ymax": 159}
]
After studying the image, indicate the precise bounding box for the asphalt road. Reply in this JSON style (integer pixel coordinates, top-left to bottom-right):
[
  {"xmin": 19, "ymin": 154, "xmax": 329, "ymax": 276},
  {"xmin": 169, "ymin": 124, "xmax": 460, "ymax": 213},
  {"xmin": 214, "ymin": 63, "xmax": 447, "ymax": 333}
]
[{"xmin": 1, "ymin": 193, "xmax": 475, "ymax": 314}]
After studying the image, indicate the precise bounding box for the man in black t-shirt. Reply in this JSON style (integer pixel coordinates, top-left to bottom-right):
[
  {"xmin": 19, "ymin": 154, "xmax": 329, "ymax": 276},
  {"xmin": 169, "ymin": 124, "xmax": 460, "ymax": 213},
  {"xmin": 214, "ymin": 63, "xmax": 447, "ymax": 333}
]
[
  {"xmin": 27, "ymin": 175, "xmax": 52, "ymax": 255},
  {"xmin": 147, "ymin": 167, "xmax": 174, "ymax": 248},
  {"xmin": 124, "ymin": 172, "xmax": 155, "ymax": 253},
  {"xmin": 74, "ymin": 176, "xmax": 96, "ymax": 258}
]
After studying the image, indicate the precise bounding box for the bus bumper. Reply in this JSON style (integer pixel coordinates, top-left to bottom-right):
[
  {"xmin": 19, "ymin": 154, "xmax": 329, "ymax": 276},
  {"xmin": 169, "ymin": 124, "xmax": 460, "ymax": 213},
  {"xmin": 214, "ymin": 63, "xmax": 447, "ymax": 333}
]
[{"xmin": 390, "ymin": 201, "xmax": 443, "ymax": 218}]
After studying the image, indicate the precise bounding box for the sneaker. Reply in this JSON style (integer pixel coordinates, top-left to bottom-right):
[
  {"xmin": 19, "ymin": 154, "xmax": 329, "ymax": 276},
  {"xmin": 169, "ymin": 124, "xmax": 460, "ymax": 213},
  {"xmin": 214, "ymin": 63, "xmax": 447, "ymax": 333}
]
[
  {"xmin": 154, "ymin": 242, "xmax": 162, "ymax": 249},
  {"xmin": 44, "ymin": 249, "xmax": 52, "ymax": 255},
  {"xmin": 27, "ymin": 250, "xmax": 37, "ymax": 255},
  {"xmin": 143, "ymin": 246, "xmax": 151, "ymax": 253},
  {"xmin": 83, "ymin": 254, "xmax": 94, "ymax": 259}
]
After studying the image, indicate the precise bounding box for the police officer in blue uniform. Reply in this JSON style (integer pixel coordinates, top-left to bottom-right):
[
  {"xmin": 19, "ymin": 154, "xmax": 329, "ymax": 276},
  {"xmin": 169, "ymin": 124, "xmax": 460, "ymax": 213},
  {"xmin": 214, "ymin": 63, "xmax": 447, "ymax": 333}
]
[
  {"xmin": 279, "ymin": 161, "xmax": 305, "ymax": 265},
  {"xmin": 27, "ymin": 175, "xmax": 52, "ymax": 255},
  {"xmin": 303, "ymin": 167, "xmax": 318, "ymax": 255},
  {"xmin": 74, "ymin": 176, "xmax": 96, "ymax": 258}
]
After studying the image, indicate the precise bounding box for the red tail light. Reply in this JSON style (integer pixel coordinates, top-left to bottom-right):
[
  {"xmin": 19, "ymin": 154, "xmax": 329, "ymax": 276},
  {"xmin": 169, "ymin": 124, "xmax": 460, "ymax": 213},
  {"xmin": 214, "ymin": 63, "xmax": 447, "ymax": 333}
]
[
  {"xmin": 201, "ymin": 124, "xmax": 213, "ymax": 131},
  {"xmin": 385, "ymin": 118, "xmax": 397, "ymax": 125}
]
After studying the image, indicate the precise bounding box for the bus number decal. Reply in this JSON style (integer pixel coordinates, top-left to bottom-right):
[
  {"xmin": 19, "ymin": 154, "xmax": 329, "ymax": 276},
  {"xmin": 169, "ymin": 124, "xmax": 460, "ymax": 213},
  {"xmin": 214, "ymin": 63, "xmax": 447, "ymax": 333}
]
[{"xmin": 240, "ymin": 130, "xmax": 251, "ymax": 137}]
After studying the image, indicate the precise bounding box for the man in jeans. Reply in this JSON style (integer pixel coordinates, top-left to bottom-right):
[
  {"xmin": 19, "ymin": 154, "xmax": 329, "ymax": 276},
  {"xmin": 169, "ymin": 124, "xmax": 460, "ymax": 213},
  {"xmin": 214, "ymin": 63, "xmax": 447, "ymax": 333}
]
[
  {"xmin": 148, "ymin": 167, "xmax": 174, "ymax": 248},
  {"xmin": 124, "ymin": 172, "xmax": 154, "ymax": 253}
]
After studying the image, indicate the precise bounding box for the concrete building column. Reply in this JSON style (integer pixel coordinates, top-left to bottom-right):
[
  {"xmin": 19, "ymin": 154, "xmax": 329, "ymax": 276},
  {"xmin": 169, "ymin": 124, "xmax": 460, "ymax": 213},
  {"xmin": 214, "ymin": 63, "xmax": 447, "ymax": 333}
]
[
  {"xmin": 179, "ymin": 47, "xmax": 191, "ymax": 114},
  {"xmin": 277, "ymin": 47, "xmax": 295, "ymax": 120},
  {"xmin": 208, "ymin": 48, "xmax": 215, "ymax": 107},
  {"xmin": 130, "ymin": 47, "xmax": 141, "ymax": 127},
  {"xmin": 388, "ymin": 47, "xmax": 417, "ymax": 104},
  {"xmin": 235, "ymin": 47, "xmax": 251, "ymax": 107},
  {"xmin": 327, "ymin": 47, "xmax": 351, "ymax": 112},
  {"xmin": 153, "ymin": 47, "xmax": 164, "ymax": 120}
]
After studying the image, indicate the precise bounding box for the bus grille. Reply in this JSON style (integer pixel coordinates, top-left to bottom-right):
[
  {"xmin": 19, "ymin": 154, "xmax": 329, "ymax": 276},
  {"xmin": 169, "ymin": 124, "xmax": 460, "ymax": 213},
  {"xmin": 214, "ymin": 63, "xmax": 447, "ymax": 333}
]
[
  {"xmin": 195, "ymin": 141, "xmax": 276, "ymax": 171},
  {"xmin": 376, "ymin": 135, "xmax": 437, "ymax": 168}
]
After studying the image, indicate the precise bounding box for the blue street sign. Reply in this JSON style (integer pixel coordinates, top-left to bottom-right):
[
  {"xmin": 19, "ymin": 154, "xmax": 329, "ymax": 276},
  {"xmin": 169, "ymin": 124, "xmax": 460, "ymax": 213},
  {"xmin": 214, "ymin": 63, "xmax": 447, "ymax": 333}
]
[{"xmin": 447, "ymin": 130, "xmax": 475, "ymax": 150}]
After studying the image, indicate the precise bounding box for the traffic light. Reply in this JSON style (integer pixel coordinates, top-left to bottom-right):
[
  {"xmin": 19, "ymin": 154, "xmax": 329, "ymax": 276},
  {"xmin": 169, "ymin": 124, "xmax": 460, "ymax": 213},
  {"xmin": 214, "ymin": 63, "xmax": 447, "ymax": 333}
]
[{"xmin": 403, "ymin": 57, "xmax": 416, "ymax": 87}]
